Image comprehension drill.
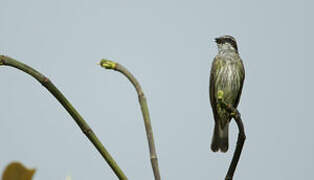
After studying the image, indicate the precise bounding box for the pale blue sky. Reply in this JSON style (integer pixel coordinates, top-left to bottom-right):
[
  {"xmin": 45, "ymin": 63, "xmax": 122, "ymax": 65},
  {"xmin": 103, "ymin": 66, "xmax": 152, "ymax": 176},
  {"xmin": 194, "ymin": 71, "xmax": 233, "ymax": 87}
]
[{"xmin": 0, "ymin": 0, "xmax": 312, "ymax": 179}]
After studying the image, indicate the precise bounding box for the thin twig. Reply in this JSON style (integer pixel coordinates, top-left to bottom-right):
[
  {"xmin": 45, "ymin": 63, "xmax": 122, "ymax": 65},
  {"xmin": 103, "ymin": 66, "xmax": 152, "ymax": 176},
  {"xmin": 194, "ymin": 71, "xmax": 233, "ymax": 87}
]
[
  {"xmin": 217, "ymin": 97, "xmax": 246, "ymax": 180},
  {"xmin": 99, "ymin": 59, "xmax": 161, "ymax": 180},
  {"xmin": 0, "ymin": 55, "xmax": 128, "ymax": 180}
]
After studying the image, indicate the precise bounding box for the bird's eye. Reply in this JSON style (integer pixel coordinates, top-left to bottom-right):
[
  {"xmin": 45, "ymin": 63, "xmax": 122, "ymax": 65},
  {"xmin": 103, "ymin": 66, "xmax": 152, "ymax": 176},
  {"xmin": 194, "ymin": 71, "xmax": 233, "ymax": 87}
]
[{"xmin": 216, "ymin": 39, "xmax": 222, "ymax": 44}]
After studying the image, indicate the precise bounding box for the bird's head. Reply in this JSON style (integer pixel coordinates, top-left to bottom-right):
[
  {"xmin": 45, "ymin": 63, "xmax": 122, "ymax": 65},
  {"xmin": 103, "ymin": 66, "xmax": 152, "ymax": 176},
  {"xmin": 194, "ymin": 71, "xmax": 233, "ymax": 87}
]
[{"xmin": 215, "ymin": 35, "xmax": 238, "ymax": 53}]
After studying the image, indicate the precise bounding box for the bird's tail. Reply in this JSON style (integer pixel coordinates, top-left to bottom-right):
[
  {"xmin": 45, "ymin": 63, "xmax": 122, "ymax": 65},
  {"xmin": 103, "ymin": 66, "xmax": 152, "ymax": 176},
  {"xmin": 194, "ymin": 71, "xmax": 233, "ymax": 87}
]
[{"xmin": 211, "ymin": 123, "xmax": 229, "ymax": 152}]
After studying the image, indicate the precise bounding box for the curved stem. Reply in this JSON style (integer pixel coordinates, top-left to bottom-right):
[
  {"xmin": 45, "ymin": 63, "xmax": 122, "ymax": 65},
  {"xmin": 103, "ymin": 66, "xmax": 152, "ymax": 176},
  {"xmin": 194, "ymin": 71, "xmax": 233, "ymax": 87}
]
[
  {"xmin": 0, "ymin": 55, "xmax": 128, "ymax": 180},
  {"xmin": 217, "ymin": 97, "xmax": 246, "ymax": 180},
  {"xmin": 99, "ymin": 59, "xmax": 161, "ymax": 180}
]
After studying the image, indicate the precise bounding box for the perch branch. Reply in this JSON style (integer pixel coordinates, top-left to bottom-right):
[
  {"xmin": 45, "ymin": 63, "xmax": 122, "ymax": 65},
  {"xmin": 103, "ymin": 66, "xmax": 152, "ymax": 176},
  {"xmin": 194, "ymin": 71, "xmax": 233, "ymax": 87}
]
[
  {"xmin": 0, "ymin": 55, "xmax": 127, "ymax": 180},
  {"xmin": 217, "ymin": 90, "xmax": 246, "ymax": 180},
  {"xmin": 99, "ymin": 59, "xmax": 161, "ymax": 180}
]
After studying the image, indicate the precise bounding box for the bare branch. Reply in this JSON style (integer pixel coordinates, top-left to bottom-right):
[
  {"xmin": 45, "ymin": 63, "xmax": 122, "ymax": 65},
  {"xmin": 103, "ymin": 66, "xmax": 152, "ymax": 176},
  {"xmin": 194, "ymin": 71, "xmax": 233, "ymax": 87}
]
[
  {"xmin": 99, "ymin": 59, "xmax": 161, "ymax": 180},
  {"xmin": 217, "ymin": 93, "xmax": 246, "ymax": 180},
  {"xmin": 0, "ymin": 55, "xmax": 128, "ymax": 180}
]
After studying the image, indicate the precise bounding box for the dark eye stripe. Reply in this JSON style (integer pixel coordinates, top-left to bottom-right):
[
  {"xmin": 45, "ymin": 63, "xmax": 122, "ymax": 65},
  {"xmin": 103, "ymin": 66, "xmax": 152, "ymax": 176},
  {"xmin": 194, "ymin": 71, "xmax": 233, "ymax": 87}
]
[{"xmin": 221, "ymin": 38, "xmax": 238, "ymax": 51}]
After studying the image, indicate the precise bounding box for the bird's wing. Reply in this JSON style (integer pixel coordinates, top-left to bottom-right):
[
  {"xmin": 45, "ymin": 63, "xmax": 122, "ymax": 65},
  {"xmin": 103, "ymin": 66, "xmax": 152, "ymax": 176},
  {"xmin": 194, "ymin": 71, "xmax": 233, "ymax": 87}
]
[
  {"xmin": 234, "ymin": 58, "xmax": 245, "ymax": 108},
  {"xmin": 209, "ymin": 56, "xmax": 220, "ymax": 123}
]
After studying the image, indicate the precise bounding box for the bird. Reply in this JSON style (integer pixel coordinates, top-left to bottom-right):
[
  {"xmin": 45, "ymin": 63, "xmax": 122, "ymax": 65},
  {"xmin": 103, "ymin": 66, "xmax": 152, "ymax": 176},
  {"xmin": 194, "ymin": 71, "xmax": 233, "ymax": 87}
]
[{"xmin": 210, "ymin": 35, "xmax": 245, "ymax": 152}]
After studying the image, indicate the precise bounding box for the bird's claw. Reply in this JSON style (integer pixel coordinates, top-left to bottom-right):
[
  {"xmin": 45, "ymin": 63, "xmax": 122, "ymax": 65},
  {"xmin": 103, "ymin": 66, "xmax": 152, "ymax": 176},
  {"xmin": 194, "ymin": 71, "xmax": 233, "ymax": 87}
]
[{"xmin": 217, "ymin": 90, "xmax": 224, "ymax": 100}]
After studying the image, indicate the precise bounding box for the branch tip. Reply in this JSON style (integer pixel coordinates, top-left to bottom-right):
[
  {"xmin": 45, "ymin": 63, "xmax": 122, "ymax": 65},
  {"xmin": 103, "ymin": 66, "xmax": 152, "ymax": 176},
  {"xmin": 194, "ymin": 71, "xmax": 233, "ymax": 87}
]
[{"xmin": 99, "ymin": 59, "xmax": 116, "ymax": 70}]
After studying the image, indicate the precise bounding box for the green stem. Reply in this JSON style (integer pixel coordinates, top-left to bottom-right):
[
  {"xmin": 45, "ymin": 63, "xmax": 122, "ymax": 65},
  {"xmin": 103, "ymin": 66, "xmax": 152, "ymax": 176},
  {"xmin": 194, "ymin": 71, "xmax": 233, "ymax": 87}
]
[
  {"xmin": 0, "ymin": 55, "xmax": 128, "ymax": 180},
  {"xmin": 99, "ymin": 59, "xmax": 161, "ymax": 180}
]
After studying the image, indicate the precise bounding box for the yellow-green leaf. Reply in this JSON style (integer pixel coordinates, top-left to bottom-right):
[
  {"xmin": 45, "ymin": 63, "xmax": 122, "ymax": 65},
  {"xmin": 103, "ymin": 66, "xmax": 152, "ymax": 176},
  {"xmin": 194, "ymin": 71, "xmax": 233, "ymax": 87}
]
[{"xmin": 2, "ymin": 162, "xmax": 35, "ymax": 180}]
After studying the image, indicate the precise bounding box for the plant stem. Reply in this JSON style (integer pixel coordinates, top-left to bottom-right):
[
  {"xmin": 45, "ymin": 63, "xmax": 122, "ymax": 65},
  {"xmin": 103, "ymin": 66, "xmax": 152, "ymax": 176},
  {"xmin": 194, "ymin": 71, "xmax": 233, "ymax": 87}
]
[
  {"xmin": 99, "ymin": 59, "xmax": 161, "ymax": 180},
  {"xmin": 217, "ymin": 97, "xmax": 246, "ymax": 180},
  {"xmin": 0, "ymin": 55, "xmax": 128, "ymax": 180}
]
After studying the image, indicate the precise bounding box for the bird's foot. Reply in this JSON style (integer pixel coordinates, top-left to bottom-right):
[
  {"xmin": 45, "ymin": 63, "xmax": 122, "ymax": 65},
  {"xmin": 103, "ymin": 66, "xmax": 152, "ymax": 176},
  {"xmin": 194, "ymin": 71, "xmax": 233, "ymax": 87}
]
[{"xmin": 217, "ymin": 90, "xmax": 224, "ymax": 100}]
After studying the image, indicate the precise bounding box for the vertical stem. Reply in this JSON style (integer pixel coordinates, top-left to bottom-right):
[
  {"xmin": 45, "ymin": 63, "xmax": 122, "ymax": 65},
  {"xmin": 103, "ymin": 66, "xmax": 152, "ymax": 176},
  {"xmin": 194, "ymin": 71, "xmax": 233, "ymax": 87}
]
[
  {"xmin": 218, "ymin": 99, "xmax": 246, "ymax": 180},
  {"xmin": 138, "ymin": 93, "xmax": 160, "ymax": 180},
  {"xmin": 99, "ymin": 59, "xmax": 161, "ymax": 180},
  {"xmin": 225, "ymin": 111, "xmax": 246, "ymax": 180},
  {"xmin": 0, "ymin": 55, "xmax": 128, "ymax": 180}
]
